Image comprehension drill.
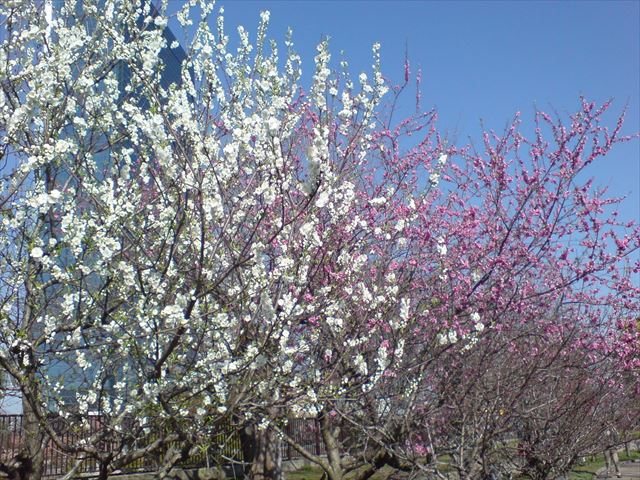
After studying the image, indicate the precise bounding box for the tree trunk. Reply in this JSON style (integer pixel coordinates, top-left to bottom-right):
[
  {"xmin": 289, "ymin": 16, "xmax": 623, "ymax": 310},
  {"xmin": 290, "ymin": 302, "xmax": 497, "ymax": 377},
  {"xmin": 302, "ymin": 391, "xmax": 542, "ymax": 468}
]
[
  {"xmin": 2, "ymin": 394, "xmax": 47, "ymax": 480},
  {"xmin": 23, "ymin": 394, "xmax": 45, "ymax": 480},
  {"xmin": 318, "ymin": 414, "xmax": 343, "ymax": 480},
  {"xmin": 241, "ymin": 423, "xmax": 283, "ymax": 480}
]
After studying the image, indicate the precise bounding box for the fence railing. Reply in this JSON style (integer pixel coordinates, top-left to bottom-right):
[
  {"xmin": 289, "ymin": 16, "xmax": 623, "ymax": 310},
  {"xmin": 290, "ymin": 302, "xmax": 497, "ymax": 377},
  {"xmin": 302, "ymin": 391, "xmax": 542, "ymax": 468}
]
[{"xmin": 0, "ymin": 414, "xmax": 324, "ymax": 477}]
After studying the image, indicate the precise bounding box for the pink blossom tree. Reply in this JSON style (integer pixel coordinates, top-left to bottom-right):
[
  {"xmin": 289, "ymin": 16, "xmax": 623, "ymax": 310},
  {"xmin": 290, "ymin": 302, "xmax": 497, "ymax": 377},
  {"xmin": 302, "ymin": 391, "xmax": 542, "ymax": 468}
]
[{"xmin": 259, "ymin": 97, "xmax": 640, "ymax": 480}]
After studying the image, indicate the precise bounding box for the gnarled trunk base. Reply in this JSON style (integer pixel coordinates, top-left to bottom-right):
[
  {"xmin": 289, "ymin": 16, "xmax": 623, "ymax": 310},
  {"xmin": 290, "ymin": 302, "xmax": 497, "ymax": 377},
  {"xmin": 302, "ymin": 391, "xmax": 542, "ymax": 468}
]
[{"xmin": 240, "ymin": 423, "xmax": 282, "ymax": 480}]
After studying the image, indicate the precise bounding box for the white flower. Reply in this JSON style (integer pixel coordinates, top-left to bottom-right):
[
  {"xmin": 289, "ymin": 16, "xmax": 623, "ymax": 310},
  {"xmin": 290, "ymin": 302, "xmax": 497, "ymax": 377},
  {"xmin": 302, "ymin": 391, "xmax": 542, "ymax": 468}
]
[
  {"xmin": 429, "ymin": 172, "xmax": 440, "ymax": 187},
  {"xmin": 299, "ymin": 222, "xmax": 315, "ymax": 239},
  {"xmin": 438, "ymin": 153, "xmax": 448, "ymax": 165},
  {"xmin": 354, "ymin": 354, "xmax": 368, "ymax": 376},
  {"xmin": 96, "ymin": 235, "xmax": 120, "ymax": 261},
  {"xmin": 223, "ymin": 142, "xmax": 238, "ymax": 160},
  {"xmin": 77, "ymin": 352, "xmax": 89, "ymax": 369},
  {"xmin": 162, "ymin": 304, "xmax": 185, "ymax": 325},
  {"xmin": 30, "ymin": 247, "xmax": 44, "ymax": 259},
  {"xmin": 258, "ymin": 418, "xmax": 270, "ymax": 431},
  {"xmin": 28, "ymin": 193, "xmax": 50, "ymax": 209},
  {"xmin": 399, "ymin": 298, "xmax": 410, "ymax": 322},
  {"xmin": 267, "ymin": 117, "xmax": 280, "ymax": 134},
  {"xmin": 85, "ymin": 390, "xmax": 97, "ymax": 406},
  {"xmin": 369, "ymin": 197, "xmax": 386, "ymax": 206},
  {"xmin": 436, "ymin": 237, "xmax": 447, "ymax": 256},
  {"xmin": 315, "ymin": 190, "xmax": 330, "ymax": 208},
  {"xmin": 48, "ymin": 189, "xmax": 61, "ymax": 203},
  {"xmin": 470, "ymin": 312, "xmax": 480, "ymax": 323},
  {"xmin": 326, "ymin": 316, "xmax": 343, "ymax": 330}
]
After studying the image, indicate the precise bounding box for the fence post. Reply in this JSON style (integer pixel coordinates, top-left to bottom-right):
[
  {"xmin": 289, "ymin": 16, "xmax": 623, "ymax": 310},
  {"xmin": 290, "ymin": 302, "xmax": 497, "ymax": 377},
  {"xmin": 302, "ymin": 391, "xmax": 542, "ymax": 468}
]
[
  {"xmin": 285, "ymin": 421, "xmax": 292, "ymax": 460},
  {"xmin": 314, "ymin": 419, "xmax": 321, "ymax": 456}
]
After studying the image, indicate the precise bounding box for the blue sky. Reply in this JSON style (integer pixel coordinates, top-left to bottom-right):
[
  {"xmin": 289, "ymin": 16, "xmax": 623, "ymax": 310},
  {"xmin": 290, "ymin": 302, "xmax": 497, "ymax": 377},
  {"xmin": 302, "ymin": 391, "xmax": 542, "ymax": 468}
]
[{"xmin": 198, "ymin": 0, "xmax": 639, "ymax": 225}]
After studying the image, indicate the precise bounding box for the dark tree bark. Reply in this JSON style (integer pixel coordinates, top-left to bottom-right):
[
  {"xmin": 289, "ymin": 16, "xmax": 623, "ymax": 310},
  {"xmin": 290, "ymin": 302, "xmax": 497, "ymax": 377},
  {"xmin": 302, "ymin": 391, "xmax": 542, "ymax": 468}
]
[
  {"xmin": 23, "ymin": 393, "xmax": 46, "ymax": 480},
  {"xmin": 0, "ymin": 395, "xmax": 47, "ymax": 480},
  {"xmin": 241, "ymin": 423, "xmax": 283, "ymax": 480}
]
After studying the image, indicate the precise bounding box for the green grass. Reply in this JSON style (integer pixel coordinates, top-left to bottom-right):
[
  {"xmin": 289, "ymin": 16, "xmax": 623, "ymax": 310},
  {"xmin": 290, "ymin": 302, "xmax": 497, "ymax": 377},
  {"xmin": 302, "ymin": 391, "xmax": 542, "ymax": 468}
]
[
  {"xmin": 285, "ymin": 449, "xmax": 639, "ymax": 480},
  {"xmin": 286, "ymin": 465, "xmax": 323, "ymax": 480},
  {"xmin": 285, "ymin": 464, "xmax": 396, "ymax": 480},
  {"xmin": 569, "ymin": 449, "xmax": 640, "ymax": 480},
  {"xmin": 570, "ymin": 455, "xmax": 607, "ymax": 480},
  {"xmin": 284, "ymin": 460, "xmax": 455, "ymax": 480}
]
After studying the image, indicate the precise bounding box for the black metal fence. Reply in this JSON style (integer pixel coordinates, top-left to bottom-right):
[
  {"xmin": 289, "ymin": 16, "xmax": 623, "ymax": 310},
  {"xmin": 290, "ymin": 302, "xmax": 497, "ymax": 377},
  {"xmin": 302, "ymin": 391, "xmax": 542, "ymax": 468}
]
[
  {"xmin": 0, "ymin": 414, "xmax": 324, "ymax": 477},
  {"xmin": 283, "ymin": 417, "xmax": 325, "ymax": 459}
]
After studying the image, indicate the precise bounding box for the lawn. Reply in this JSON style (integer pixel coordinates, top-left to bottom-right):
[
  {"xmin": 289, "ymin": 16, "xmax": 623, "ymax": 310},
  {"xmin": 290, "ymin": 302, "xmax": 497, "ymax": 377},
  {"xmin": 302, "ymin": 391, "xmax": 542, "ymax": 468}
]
[
  {"xmin": 286, "ymin": 465, "xmax": 396, "ymax": 480},
  {"xmin": 569, "ymin": 450, "xmax": 640, "ymax": 480},
  {"xmin": 285, "ymin": 449, "xmax": 640, "ymax": 480}
]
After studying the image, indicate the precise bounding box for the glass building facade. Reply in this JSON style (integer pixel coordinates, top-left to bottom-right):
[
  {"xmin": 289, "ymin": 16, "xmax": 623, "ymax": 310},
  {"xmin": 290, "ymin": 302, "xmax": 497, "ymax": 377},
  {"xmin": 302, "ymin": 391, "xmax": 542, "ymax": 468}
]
[{"xmin": 1, "ymin": 0, "xmax": 187, "ymax": 414}]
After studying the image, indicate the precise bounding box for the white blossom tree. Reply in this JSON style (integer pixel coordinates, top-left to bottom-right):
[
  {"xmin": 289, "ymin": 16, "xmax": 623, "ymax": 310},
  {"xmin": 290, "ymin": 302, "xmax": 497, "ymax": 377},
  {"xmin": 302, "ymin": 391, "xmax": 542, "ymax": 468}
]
[{"xmin": 0, "ymin": 1, "xmax": 417, "ymax": 478}]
